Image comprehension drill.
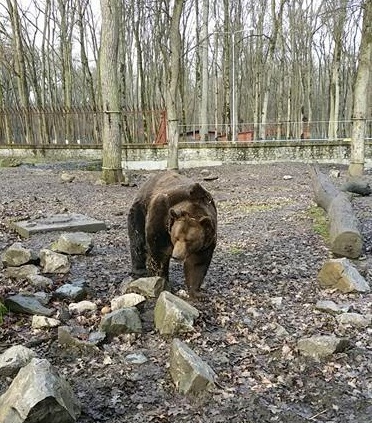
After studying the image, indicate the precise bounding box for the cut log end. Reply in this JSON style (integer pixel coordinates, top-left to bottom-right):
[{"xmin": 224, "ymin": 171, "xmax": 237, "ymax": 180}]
[{"xmin": 331, "ymin": 231, "xmax": 363, "ymax": 259}]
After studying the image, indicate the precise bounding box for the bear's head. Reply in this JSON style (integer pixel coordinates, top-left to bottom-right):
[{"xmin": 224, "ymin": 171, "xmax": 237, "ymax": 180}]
[{"xmin": 168, "ymin": 209, "xmax": 215, "ymax": 261}]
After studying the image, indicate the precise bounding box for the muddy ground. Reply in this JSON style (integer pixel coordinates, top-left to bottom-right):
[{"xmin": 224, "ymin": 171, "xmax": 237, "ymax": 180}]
[{"xmin": 0, "ymin": 161, "xmax": 372, "ymax": 423}]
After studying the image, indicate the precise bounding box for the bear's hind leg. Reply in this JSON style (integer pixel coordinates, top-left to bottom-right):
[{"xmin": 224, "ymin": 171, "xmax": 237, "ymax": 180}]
[{"xmin": 128, "ymin": 203, "xmax": 147, "ymax": 277}]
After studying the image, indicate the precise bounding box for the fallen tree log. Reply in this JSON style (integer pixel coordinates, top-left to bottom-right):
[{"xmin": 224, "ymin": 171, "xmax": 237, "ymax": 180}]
[{"xmin": 309, "ymin": 165, "xmax": 363, "ymax": 259}]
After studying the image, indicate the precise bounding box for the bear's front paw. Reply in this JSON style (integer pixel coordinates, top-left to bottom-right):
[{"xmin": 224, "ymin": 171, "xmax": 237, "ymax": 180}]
[{"xmin": 189, "ymin": 289, "xmax": 207, "ymax": 302}]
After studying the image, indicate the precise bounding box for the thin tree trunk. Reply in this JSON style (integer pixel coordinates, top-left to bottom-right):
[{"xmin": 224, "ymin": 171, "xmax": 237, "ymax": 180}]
[
  {"xmin": 166, "ymin": 0, "xmax": 184, "ymax": 170},
  {"xmin": 349, "ymin": 0, "xmax": 371, "ymax": 176},
  {"xmin": 199, "ymin": 0, "xmax": 209, "ymax": 141},
  {"xmin": 100, "ymin": 0, "xmax": 122, "ymax": 184}
]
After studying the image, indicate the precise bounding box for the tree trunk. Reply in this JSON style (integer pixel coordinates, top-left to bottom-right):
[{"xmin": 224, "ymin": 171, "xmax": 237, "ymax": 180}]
[
  {"xmin": 100, "ymin": 0, "xmax": 123, "ymax": 184},
  {"xmin": 199, "ymin": 0, "xmax": 209, "ymax": 141},
  {"xmin": 349, "ymin": 0, "xmax": 372, "ymax": 177},
  {"xmin": 166, "ymin": 0, "xmax": 184, "ymax": 170}
]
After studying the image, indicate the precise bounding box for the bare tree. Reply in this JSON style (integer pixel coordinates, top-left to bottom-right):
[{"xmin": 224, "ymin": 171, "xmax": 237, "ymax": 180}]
[
  {"xmin": 199, "ymin": 0, "xmax": 209, "ymax": 141},
  {"xmin": 166, "ymin": 0, "xmax": 184, "ymax": 170},
  {"xmin": 349, "ymin": 0, "xmax": 372, "ymax": 176},
  {"xmin": 100, "ymin": 0, "xmax": 123, "ymax": 183}
]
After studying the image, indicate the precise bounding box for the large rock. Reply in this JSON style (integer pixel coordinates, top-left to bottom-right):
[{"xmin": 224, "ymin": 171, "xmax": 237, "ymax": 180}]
[
  {"xmin": 40, "ymin": 249, "xmax": 70, "ymax": 274},
  {"xmin": 154, "ymin": 291, "xmax": 199, "ymax": 335},
  {"xmin": 5, "ymin": 294, "xmax": 54, "ymax": 317},
  {"xmin": 169, "ymin": 338, "xmax": 216, "ymax": 395},
  {"xmin": 0, "ymin": 358, "xmax": 81, "ymax": 422},
  {"xmin": 4, "ymin": 264, "xmax": 40, "ymax": 280},
  {"xmin": 54, "ymin": 284, "xmax": 86, "ymax": 302},
  {"xmin": 99, "ymin": 307, "xmax": 142, "ymax": 336},
  {"xmin": 124, "ymin": 276, "xmax": 166, "ymax": 298},
  {"xmin": 318, "ymin": 258, "xmax": 370, "ymax": 293},
  {"xmin": 1, "ymin": 243, "xmax": 37, "ymax": 267},
  {"xmin": 297, "ymin": 335, "xmax": 349, "ymax": 360},
  {"xmin": 52, "ymin": 232, "xmax": 93, "ymax": 255},
  {"xmin": 0, "ymin": 345, "xmax": 36, "ymax": 378}
]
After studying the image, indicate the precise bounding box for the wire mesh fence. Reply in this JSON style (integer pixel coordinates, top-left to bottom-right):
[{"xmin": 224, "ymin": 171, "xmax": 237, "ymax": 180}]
[{"xmin": 0, "ymin": 107, "xmax": 370, "ymax": 146}]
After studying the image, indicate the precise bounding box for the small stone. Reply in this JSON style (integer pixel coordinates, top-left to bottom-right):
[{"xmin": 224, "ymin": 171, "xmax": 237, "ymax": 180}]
[
  {"xmin": 58, "ymin": 326, "xmax": 98, "ymax": 349},
  {"xmin": 40, "ymin": 249, "xmax": 70, "ymax": 274},
  {"xmin": 101, "ymin": 305, "xmax": 111, "ymax": 315},
  {"xmin": 124, "ymin": 276, "xmax": 166, "ymax": 298},
  {"xmin": 68, "ymin": 300, "xmax": 97, "ymax": 314},
  {"xmin": 60, "ymin": 172, "xmax": 75, "ymax": 183},
  {"xmin": 315, "ymin": 300, "xmax": 350, "ymax": 315},
  {"xmin": 31, "ymin": 315, "xmax": 61, "ymax": 329},
  {"xmin": 125, "ymin": 353, "xmax": 148, "ymax": 365},
  {"xmin": 297, "ymin": 335, "xmax": 349, "ymax": 360},
  {"xmin": 27, "ymin": 274, "xmax": 54, "ymax": 289},
  {"xmin": 111, "ymin": 293, "xmax": 146, "ymax": 311},
  {"xmin": 336, "ymin": 313, "xmax": 371, "ymax": 328},
  {"xmin": 0, "ymin": 345, "xmax": 36, "ymax": 377},
  {"xmin": 270, "ymin": 297, "xmax": 283, "ymax": 308}
]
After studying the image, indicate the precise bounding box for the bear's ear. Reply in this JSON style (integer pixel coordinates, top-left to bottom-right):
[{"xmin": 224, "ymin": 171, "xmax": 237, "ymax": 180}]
[{"xmin": 190, "ymin": 183, "xmax": 206, "ymax": 200}]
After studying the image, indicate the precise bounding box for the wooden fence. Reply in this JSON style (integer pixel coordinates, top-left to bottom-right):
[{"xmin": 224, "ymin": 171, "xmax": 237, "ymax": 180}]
[{"xmin": 0, "ymin": 107, "xmax": 165, "ymax": 146}]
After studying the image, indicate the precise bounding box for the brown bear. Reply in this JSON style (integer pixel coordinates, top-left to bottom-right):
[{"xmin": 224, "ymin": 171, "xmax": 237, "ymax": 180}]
[{"xmin": 128, "ymin": 171, "xmax": 217, "ymax": 298}]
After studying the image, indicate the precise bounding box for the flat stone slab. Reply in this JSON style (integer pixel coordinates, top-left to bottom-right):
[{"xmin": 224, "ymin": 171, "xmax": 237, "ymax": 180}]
[{"xmin": 11, "ymin": 213, "xmax": 107, "ymax": 238}]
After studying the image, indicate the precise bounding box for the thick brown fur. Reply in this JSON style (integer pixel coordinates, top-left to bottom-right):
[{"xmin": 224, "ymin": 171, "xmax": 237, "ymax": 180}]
[{"xmin": 128, "ymin": 171, "xmax": 217, "ymax": 297}]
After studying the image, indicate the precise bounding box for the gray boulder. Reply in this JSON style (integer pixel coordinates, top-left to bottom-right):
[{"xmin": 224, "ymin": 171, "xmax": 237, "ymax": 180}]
[
  {"xmin": 0, "ymin": 345, "xmax": 36, "ymax": 378},
  {"xmin": 5, "ymin": 294, "xmax": 54, "ymax": 317},
  {"xmin": 52, "ymin": 232, "xmax": 93, "ymax": 255},
  {"xmin": 154, "ymin": 291, "xmax": 200, "ymax": 335},
  {"xmin": 99, "ymin": 307, "xmax": 142, "ymax": 336},
  {"xmin": 169, "ymin": 338, "xmax": 216, "ymax": 395},
  {"xmin": 1, "ymin": 243, "xmax": 37, "ymax": 267},
  {"xmin": 0, "ymin": 358, "xmax": 80, "ymax": 423},
  {"xmin": 55, "ymin": 284, "xmax": 86, "ymax": 302}
]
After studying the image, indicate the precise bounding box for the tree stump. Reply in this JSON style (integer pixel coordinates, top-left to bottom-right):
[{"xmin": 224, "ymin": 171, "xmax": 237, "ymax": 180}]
[{"xmin": 309, "ymin": 165, "xmax": 363, "ymax": 259}]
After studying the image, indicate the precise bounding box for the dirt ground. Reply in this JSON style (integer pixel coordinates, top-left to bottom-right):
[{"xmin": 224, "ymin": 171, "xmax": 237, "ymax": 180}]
[{"xmin": 0, "ymin": 161, "xmax": 372, "ymax": 423}]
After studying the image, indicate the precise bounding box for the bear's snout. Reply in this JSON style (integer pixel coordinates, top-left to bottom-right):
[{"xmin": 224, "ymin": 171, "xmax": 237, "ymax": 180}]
[{"xmin": 172, "ymin": 242, "xmax": 187, "ymax": 261}]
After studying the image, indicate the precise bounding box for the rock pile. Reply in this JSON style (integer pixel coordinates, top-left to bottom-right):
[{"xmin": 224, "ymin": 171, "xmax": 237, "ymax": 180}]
[{"xmin": 1, "ymin": 232, "xmax": 217, "ymax": 408}]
